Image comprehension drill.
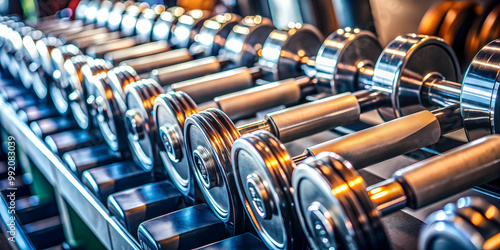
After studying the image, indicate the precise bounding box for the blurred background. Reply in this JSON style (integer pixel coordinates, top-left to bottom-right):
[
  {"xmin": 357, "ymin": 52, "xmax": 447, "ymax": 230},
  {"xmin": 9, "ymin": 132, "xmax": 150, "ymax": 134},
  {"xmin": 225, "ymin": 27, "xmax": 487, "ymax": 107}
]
[{"xmin": 0, "ymin": 0, "xmax": 479, "ymax": 45}]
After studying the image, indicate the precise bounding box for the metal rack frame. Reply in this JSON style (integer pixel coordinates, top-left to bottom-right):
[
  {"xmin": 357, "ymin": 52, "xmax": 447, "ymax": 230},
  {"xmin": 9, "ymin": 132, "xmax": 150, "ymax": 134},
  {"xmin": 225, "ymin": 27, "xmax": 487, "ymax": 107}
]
[{"xmin": 0, "ymin": 96, "xmax": 139, "ymax": 249}]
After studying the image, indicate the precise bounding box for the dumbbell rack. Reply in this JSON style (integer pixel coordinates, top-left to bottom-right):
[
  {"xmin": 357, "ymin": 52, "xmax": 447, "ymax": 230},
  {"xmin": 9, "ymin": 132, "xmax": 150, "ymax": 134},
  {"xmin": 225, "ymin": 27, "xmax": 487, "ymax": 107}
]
[{"xmin": 2, "ymin": 79, "xmax": 500, "ymax": 249}]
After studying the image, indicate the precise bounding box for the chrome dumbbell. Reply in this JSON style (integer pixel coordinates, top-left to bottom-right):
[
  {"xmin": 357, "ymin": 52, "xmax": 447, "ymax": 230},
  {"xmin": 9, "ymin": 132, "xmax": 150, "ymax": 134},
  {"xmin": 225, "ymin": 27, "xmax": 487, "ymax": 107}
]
[
  {"xmin": 27, "ymin": 3, "xmax": 168, "ymax": 102},
  {"xmin": 419, "ymin": 196, "xmax": 500, "ymax": 250},
  {"xmin": 176, "ymin": 29, "xmax": 382, "ymax": 236},
  {"xmin": 228, "ymin": 34, "xmax": 500, "ymax": 249},
  {"xmin": 146, "ymin": 15, "xmax": 274, "ymax": 86},
  {"xmin": 292, "ymin": 135, "xmax": 500, "ymax": 249},
  {"xmin": 86, "ymin": 13, "xmax": 246, "ymax": 152},
  {"xmin": 125, "ymin": 24, "xmax": 323, "ymax": 176},
  {"xmin": 62, "ymin": 8, "xmax": 217, "ymax": 128}
]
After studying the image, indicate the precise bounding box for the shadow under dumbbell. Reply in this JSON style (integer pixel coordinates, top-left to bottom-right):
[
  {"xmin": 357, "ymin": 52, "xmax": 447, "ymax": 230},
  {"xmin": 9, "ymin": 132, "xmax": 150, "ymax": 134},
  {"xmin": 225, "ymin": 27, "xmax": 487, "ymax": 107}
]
[
  {"xmin": 22, "ymin": 215, "xmax": 65, "ymax": 249},
  {"xmin": 17, "ymin": 105, "xmax": 60, "ymax": 124},
  {"xmin": 30, "ymin": 116, "xmax": 79, "ymax": 139},
  {"xmin": 62, "ymin": 144, "xmax": 121, "ymax": 178},
  {"xmin": 138, "ymin": 204, "xmax": 227, "ymax": 249},
  {"xmin": 14, "ymin": 196, "xmax": 58, "ymax": 225},
  {"xmin": 107, "ymin": 181, "xmax": 185, "ymax": 239},
  {"xmin": 193, "ymin": 233, "xmax": 267, "ymax": 250},
  {"xmin": 45, "ymin": 129, "xmax": 99, "ymax": 156},
  {"xmin": 82, "ymin": 160, "xmax": 154, "ymax": 204}
]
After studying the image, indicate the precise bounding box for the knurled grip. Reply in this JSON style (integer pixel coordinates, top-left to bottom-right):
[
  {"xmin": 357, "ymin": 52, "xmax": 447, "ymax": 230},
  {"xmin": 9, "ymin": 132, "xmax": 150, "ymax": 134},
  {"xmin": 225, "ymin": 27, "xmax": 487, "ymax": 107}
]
[
  {"xmin": 215, "ymin": 78, "xmax": 302, "ymax": 120},
  {"xmin": 266, "ymin": 93, "xmax": 361, "ymax": 143},
  {"xmin": 154, "ymin": 56, "xmax": 221, "ymax": 86},
  {"xmin": 170, "ymin": 67, "xmax": 254, "ymax": 104},
  {"xmin": 394, "ymin": 135, "xmax": 500, "ymax": 209},
  {"xmin": 307, "ymin": 110, "xmax": 442, "ymax": 169}
]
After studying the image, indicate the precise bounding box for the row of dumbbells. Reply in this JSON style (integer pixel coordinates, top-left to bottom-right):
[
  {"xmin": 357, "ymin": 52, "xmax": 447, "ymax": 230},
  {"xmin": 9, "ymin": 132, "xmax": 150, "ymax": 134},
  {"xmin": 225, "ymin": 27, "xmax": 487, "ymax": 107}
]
[{"xmin": 3, "ymin": 0, "xmax": 500, "ymax": 249}]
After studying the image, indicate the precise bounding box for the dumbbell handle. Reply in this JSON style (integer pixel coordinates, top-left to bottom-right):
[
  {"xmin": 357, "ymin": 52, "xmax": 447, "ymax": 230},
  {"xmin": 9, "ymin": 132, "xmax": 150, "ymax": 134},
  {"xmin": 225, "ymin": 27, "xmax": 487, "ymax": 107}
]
[
  {"xmin": 238, "ymin": 92, "xmax": 362, "ymax": 143},
  {"xmin": 169, "ymin": 66, "xmax": 260, "ymax": 104},
  {"xmin": 368, "ymin": 135, "xmax": 500, "ymax": 215},
  {"xmin": 301, "ymin": 104, "xmax": 462, "ymax": 169},
  {"xmin": 203, "ymin": 76, "xmax": 313, "ymax": 120},
  {"xmin": 121, "ymin": 48, "xmax": 193, "ymax": 74},
  {"xmin": 153, "ymin": 56, "xmax": 225, "ymax": 86}
]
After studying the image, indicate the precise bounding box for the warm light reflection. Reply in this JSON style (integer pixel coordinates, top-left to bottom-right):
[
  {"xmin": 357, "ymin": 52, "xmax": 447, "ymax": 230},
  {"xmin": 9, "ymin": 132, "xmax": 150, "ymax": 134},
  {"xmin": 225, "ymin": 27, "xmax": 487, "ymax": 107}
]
[
  {"xmin": 485, "ymin": 206, "xmax": 497, "ymax": 219},
  {"xmin": 205, "ymin": 20, "xmax": 222, "ymax": 30},
  {"xmin": 484, "ymin": 233, "xmax": 500, "ymax": 249},
  {"xmin": 190, "ymin": 10, "xmax": 204, "ymax": 19},
  {"xmin": 233, "ymin": 25, "xmax": 250, "ymax": 35},
  {"xmin": 331, "ymin": 183, "xmax": 349, "ymax": 196}
]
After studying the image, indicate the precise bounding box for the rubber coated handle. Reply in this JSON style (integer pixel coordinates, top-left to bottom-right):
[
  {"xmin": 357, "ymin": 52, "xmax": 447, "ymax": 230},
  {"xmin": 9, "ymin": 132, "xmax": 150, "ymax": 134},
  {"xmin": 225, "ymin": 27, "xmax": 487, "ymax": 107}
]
[
  {"xmin": 215, "ymin": 78, "xmax": 303, "ymax": 120},
  {"xmin": 121, "ymin": 48, "xmax": 193, "ymax": 74},
  {"xmin": 170, "ymin": 67, "xmax": 254, "ymax": 104},
  {"xmin": 153, "ymin": 56, "xmax": 221, "ymax": 86},
  {"xmin": 267, "ymin": 93, "xmax": 361, "ymax": 143},
  {"xmin": 394, "ymin": 135, "xmax": 500, "ymax": 209},
  {"xmin": 307, "ymin": 110, "xmax": 442, "ymax": 169}
]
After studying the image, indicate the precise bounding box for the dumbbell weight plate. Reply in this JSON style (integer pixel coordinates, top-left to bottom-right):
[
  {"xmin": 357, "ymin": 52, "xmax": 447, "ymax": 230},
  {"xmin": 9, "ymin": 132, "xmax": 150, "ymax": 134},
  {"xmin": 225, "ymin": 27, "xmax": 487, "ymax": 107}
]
[
  {"xmin": 124, "ymin": 79, "xmax": 163, "ymax": 171},
  {"xmin": 68, "ymin": 58, "xmax": 113, "ymax": 130},
  {"xmin": 257, "ymin": 23, "xmax": 324, "ymax": 81},
  {"xmin": 153, "ymin": 92, "xmax": 198, "ymax": 196},
  {"xmin": 476, "ymin": 4, "xmax": 500, "ymax": 60},
  {"xmin": 292, "ymin": 153, "xmax": 387, "ymax": 250},
  {"xmin": 19, "ymin": 30, "xmax": 45, "ymax": 89},
  {"xmin": 460, "ymin": 39, "xmax": 500, "ymax": 141},
  {"xmin": 231, "ymin": 131, "xmax": 302, "ymax": 249},
  {"xmin": 373, "ymin": 34, "xmax": 460, "ymax": 121},
  {"xmin": 151, "ymin": 7, "xmax": 186, "ymax": 42},
  {"xmin": 419, "ymin": 197, "xmax": 500, "ymax": 250},
  {"xmin": 314, "ymin": 28, "xmax": 382, "ymax": 94},
  {"xmin": 34, "ymin": 37, "xmax": 64, "ymax": 99},
  {"xmin": 418, "ymin": 1, "xmax": 455, "ymax": 36},
  {"xmin": 443, "ymin": 1, "xmax": 482, "ymax": 62},
  {"xmin": 92, "ymin": 66, "xmax": 139, "ymax": 152}
]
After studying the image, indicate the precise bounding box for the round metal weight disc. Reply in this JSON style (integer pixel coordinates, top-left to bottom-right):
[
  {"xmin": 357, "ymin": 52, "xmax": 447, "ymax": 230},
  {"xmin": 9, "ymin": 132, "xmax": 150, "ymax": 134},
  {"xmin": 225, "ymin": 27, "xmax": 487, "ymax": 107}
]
[
  {"xmin": 184, "ymin": 109, "xmax": 242, "ymax": 232},
  {"xmin": 124, "ymin": 79, "xmax": 163, "ymax": 171},
  {"xmin": 258, "ymin": 24, "xmax": 324, "ymax": 81},
  {"xmin": 292, "ymin": 153, "xmax": 366, "ymax": 249},
  {"xmin": 222, "ymin": 16, "xmax": 274, "ymax": 68},
  {"xmin": 153, "ymin": 92, "xmax": 198, "ymax": 197},
  {"xmin": 461, "ymin": 39, "xmax": 500, "ymax": 141},
  {"xmin": 152, "ymin": 7, "xmax": 185, "ymax": 42},
  {"xmin": 231, "ymin": 131, "xmax": 301, "ymax": 250},
  {"xmin": 107, "ymin": 66, "xmax": 139, "ymax": 115},
  {"xmin": 373, "ymin": 34, "xmax": 460, "ymax": 121},
  {"xmin": 194, "ymin": 13, "xmax": 241, "ymax": 58},
  {"xmin": 314, "ymin": 28, "xmax": 382, "ymax": 94},
  {"xmin": 93, "ymin": 73, "xmax": 122, "ymax": 152},
  {"xmin": 419, "ymin": 206, "xmax": 485, "ymax": 250}
]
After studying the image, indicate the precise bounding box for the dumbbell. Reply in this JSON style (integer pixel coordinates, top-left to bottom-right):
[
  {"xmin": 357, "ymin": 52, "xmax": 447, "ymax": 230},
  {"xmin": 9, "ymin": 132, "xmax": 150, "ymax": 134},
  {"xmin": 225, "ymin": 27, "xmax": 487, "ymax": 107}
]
[
  {"xmin": 0, "ymin": 24, "xmax": 34, "ymax": 80},
  {"xmin": 64, "ymin": 57, "xmax": 113, "ymax": 130},
  {"xmin": 230, "ymin": 33, "xmax": 500, "ymax": 249},
  {"xmin": 292, "ymin": 135, "xmax": 500, "ymax": 249},
  {"xmin": 124, "ymin": 24, "xmax": 323, "ymax": 178},
  {"xmin": 180, "ymin": 29, "xmax": 440, "ymax": 234},
  {"xmin": 419, "ymin": 196, "xmax": 500, "ymax": 250},
  {"xmin": 91, "ymin": 15, "xmax": 271, "ymax": 153},
  {"xmin": 144, "ymin": 15, "xmax": 275, "ymax": 87},
  {"xmin": 85, "ymin": 8, "xmax": 210, "ymax": 60},
  {"xmin": 30, "ymin": 4, "xmax": 166, "ymax": 101},
  {"xmin": 61, "ymin": 8, "xmax": 218, "ymax": 125}
]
